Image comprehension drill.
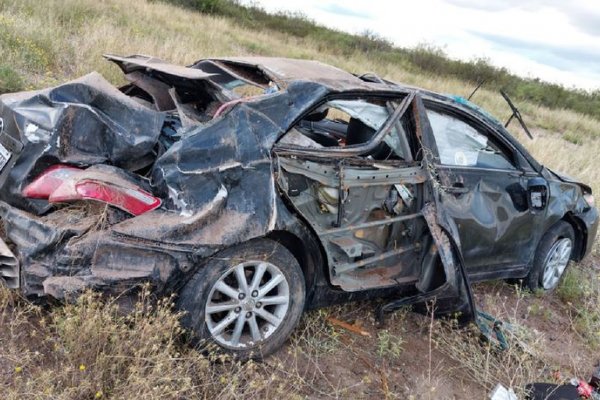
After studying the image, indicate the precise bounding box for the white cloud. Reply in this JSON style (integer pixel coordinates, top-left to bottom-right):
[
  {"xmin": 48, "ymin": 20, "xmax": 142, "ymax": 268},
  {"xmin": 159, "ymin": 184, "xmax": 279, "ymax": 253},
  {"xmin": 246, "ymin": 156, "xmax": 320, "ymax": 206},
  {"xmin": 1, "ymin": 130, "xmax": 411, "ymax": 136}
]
[{"xmin": 245, "ymin": 0, "xmax": 600, "ymax": 90}]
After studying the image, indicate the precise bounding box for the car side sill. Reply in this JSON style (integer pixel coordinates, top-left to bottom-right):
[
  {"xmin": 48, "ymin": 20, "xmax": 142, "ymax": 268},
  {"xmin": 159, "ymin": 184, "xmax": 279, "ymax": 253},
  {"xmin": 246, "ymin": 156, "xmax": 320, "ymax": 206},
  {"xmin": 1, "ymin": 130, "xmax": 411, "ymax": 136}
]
[{"xmin": 468, "ymin": 264, "xmax": 529, "ymax": 282}]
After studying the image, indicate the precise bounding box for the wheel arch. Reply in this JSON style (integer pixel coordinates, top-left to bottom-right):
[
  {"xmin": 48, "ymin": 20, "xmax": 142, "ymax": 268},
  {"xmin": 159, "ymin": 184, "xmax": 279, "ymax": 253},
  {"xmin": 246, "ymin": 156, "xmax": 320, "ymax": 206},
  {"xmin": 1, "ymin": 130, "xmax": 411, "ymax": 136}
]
[
  {"xmin": 561, "ymin": 212, "xmax": 588, "ymax": 261},
  {"xmin": 265, "ymin": 229, "xmax": 324, "ymax": 305}
]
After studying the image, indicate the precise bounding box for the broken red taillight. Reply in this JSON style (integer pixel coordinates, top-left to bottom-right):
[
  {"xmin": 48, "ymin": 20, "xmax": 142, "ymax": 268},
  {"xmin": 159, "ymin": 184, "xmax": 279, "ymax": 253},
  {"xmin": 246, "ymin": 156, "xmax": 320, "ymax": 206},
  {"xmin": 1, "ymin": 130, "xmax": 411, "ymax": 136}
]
[
  {"xmin": 49, "ymin": 179, "xmax": 161, "ymax": 216},
  {"xmin": 22, "ymin": 165, "xmax": 83, "ymax": 199},
  {"xmin": 22, "ymin": 165, "xmax": 161, "ymax": 216}
]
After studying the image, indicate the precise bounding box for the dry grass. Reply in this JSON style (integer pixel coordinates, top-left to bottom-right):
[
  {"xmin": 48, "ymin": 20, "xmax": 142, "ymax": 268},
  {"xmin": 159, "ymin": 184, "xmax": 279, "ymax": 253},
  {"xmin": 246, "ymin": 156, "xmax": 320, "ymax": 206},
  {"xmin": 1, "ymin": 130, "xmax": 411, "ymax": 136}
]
[
  {"xmin": 0, "ymin": 288, "xmax": 409, "ymax": 399},
  {"xmin": 0, "ymin": 286, "xmax": 314, "ymax": 399},
  {"xmin": 557, "ymin": 264, "xmax": 600, "ymax": 349},
  {"xmin": 433, "ymin": 293, "xmax": 549, "ymax": 398},
  {"xmin": 3, "ymin": 281, "xmax": 596, "ymax": 399}
]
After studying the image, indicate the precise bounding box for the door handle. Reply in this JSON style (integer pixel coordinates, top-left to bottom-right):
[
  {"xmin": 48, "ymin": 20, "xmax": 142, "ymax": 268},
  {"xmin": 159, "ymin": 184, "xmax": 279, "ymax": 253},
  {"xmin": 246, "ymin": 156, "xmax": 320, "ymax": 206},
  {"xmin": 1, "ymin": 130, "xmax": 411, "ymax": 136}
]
[{"xmin": 445, "ymin": 182, "xmax": 469, "ymax": 194}]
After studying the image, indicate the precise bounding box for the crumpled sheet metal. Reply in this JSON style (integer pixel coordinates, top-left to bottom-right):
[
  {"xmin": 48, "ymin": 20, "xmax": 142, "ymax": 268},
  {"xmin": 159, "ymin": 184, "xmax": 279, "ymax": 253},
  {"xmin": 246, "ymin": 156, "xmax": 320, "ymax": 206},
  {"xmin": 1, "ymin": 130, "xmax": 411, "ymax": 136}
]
[
  {"xmin": 104, "ymin": 54, "xmax": 215, "ymax": 80},
  {"xmin": 0, "ymin": 65, "xmax": 381, "ymax": 298},
  {"xmin": 117, "ymin": 83, "xmax": 329, "ymax": 247},
  {"xmin": 0, "ymin": 160, "xmax": 174, "ymax": 297},
  {"xmin": 0, "ymin": 72, "xmax": 165, "ymax": 214},
  {"xmin": 0, "ymin": 200, "xmax": 101, "ymax": 295},
  {"xmin": 0, "ymin": 199, "xmax": 187, "ymax": 297},
  {"xmin": 120, "ymin": 102, "xmax": 285, "ymax": 246},
  {"xmin": 209, "ymin": 57, "xmax": 375, "ymax": 91},
  {"xmin": 0, "ymin": 72, "xmax": 329, "ymax": 297}
]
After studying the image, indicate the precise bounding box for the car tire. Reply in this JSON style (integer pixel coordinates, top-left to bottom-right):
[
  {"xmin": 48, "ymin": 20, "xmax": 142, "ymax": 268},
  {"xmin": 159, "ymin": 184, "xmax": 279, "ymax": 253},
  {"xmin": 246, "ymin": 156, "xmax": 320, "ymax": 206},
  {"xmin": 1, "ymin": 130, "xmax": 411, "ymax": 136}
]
[
  {"xmin": 526, "ymin": 221, "xmax": 575, "ymax": 292},
  {"xmin": 177, "ymin": 238, "xmax": 305, "ymax": 360}
]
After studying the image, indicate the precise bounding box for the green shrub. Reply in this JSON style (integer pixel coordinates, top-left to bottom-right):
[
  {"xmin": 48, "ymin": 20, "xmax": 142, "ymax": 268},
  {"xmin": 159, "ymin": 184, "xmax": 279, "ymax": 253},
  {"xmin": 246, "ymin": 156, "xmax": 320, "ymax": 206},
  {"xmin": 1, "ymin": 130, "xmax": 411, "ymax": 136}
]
[
  {"xmin": 557, "ymin": 266, "xmax": 600, "ymax": 348},
  {"xmin": 0, "ymin": 65, "xmax": 23, "ymax": 93},
  {"xmin": 563, "ymin": 132, "xmax": 584, "ymax": 145},
  {"xmin": 376, "ymin": 329, "xmax": 404, "ymax": 359}
]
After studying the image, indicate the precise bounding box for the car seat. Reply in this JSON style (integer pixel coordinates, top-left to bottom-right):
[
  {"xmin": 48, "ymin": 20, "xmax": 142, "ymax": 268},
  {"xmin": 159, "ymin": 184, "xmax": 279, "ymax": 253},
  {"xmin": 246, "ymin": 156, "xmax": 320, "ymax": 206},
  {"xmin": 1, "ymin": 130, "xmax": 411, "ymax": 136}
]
[{"xmin": 345, "ymin": 117, "xmax": 391, "ymax": 159}]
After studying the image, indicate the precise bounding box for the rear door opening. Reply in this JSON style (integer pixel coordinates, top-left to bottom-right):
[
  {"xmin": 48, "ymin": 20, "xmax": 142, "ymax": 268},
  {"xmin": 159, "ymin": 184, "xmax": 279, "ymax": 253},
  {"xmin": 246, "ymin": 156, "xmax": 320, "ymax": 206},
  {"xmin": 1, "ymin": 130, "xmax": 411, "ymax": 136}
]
[{"xmin": 274, "ymin": 93, "xmax": 473, "ymax": 316}]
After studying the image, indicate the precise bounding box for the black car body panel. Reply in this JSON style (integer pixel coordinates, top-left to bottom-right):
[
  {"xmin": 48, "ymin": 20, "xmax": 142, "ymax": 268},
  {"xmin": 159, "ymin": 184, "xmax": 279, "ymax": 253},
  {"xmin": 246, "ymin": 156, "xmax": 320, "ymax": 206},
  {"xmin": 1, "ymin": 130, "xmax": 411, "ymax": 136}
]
[
  {"xmin": 0, "ymin": 73, "xmax": 166, "ymax": 214},
  {"xmin": 0, "ymin": 55, "xmax": 596, "ymax": 319},
  {"xmin": 420, "ymin": 93, "xmax": 598, "ymax": 280}
]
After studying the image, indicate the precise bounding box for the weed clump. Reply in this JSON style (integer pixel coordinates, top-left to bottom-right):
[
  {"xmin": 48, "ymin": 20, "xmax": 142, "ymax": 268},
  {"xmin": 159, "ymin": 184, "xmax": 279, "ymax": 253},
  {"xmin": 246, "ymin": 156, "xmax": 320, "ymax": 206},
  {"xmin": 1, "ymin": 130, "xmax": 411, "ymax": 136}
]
[
  {"xmin": 557, "ymin": 266, "xmax": 600, "ymax": 348},
  {"xmin": 0, "ymin": 287, "xmax": 298, "ymax": 399},
  {"xmin": 0, "ymin": 65, "xmax": 23, "ymax": 94}
]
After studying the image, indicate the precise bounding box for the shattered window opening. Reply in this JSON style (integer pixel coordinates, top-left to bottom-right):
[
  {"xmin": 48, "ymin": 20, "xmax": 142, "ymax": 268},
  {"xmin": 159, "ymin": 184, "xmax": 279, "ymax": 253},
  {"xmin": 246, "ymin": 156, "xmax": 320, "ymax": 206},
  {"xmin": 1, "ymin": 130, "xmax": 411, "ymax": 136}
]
[
  {"xmin": 275, "ymin": 96, "xmax": 432, "ymax": 292},
  {"xmin": 426, "ymin": 109, "xmax": 516, "ymax": 170},
  {"xmin": 110, "ymin": 57, "xmax": 284, "ymax": 161},
  {"xmin": 278, "ymin": 96, "xmax": 409, "ymax": 161},
  {"xmin": 193, "ymin": 60, "xmax": 271, "ymax": 100}
]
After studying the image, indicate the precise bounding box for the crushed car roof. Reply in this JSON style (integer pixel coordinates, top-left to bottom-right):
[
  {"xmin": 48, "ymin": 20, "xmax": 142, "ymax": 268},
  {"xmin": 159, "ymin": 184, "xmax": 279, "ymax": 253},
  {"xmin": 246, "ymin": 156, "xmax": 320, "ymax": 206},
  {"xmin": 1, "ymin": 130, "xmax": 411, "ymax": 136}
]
[
  {"xmin": 209, "ymin": 56, "xmax": 368, "ymax": 86},
  {"xmin": 104, "ymin": 54, "xmax": 215, "ymax": 80},
  {"xmin": 105, "ymin": 54, "xmax": 404, "ymax": 92}
]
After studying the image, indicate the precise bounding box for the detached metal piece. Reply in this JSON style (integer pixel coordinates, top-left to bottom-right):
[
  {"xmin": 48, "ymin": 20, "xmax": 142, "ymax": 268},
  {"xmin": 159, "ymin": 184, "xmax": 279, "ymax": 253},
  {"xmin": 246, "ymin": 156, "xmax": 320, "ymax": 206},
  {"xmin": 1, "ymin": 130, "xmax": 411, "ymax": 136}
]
[{"xmin": 467, "ymin": 79, "xmax": 486, "ymax": 101}]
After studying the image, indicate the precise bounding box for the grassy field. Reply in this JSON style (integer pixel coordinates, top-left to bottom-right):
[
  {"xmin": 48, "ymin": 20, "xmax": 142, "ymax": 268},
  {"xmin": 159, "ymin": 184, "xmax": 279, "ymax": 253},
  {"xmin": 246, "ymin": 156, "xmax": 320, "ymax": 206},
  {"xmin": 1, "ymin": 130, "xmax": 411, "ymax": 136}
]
[
  {"xmin": 163, "ymin": 0, "xmax": 600, "ymax": 121},
  {"xmin": 0, "ymin": 0, "xmax": 599, "ymax": 398}
]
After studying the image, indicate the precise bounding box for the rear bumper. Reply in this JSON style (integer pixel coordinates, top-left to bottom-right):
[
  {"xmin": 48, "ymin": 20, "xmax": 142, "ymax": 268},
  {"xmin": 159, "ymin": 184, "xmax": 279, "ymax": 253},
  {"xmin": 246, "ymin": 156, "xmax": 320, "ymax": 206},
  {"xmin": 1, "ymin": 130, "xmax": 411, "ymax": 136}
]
[
  {"xmin": 0, "ymin": 199, "xmax": 204, "ymax": 298},
  {"xmin": 0, "ymin": 237, "xmax": 19, "ymax": 288}
]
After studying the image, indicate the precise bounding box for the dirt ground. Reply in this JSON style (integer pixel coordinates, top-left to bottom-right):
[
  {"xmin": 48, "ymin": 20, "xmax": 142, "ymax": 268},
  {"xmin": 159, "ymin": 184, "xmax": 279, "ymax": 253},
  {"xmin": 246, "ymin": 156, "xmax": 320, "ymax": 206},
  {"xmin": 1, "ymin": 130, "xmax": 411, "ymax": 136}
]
[
  {"xmin": 268, "ymin": 255, "xmax": 600, "ymax": 399},
  {"xmin": 1, "ymin": 256, "xmax": 598, "ymax": 399}
]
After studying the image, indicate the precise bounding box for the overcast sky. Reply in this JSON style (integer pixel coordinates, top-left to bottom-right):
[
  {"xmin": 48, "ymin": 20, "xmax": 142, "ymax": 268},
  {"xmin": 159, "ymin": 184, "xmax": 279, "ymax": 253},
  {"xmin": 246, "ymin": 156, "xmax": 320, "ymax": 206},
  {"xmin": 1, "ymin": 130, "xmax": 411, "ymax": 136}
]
[{"xmin": 246, "ymin": 0, "xmax": 600, "ymax": 90}]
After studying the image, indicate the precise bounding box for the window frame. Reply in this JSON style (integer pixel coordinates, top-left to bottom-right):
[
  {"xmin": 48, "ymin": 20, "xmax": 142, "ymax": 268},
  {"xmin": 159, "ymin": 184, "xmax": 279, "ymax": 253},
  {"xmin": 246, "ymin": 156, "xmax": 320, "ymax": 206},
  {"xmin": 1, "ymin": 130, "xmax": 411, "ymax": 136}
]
[
  {"xmin": 424, "ymin": 101, "xmax": 522, "ymax": 172},
  {"xmin": 273, "ymin": 91, "xmax": 415, "ymax": 160}
]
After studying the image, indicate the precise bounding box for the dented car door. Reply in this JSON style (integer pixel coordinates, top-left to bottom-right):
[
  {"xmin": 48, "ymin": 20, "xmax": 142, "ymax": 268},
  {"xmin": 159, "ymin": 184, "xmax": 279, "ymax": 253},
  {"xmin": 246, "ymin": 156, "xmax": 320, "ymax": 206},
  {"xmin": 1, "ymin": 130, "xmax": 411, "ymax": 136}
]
[{"xmin": 421, "ymin": 101, "xmax": 542, "ymax": 281}]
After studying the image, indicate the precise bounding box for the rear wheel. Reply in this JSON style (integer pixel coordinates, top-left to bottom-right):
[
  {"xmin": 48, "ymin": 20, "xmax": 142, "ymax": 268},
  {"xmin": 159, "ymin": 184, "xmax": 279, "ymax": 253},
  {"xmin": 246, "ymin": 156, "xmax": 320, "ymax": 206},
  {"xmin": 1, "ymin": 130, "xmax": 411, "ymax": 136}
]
[
  {"xmin": 177, "ymin": 239, "xmax": 305, "ymax": 360},
  {"xmin": 527, "ymin": 221, "xmax": 574, "ymax": 291}
]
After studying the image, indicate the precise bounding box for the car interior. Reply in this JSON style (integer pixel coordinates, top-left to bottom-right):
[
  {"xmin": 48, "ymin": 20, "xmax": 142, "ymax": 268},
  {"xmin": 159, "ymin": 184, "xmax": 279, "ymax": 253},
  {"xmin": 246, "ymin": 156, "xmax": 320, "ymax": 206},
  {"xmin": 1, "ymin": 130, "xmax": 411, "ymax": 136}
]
[
  {"xmin": 278, "ymin": 98, "xmax": 407, "ymax": 161},
  {"xmin": 275, "ymin": 97, "xmax": 443, "ymax": 292}
]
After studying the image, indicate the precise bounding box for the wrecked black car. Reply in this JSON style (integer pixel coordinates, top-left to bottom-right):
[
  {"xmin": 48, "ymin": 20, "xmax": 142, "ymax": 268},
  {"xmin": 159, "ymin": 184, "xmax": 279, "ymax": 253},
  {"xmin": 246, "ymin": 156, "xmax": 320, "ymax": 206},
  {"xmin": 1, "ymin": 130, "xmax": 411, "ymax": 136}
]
[{"xmin": 0, "ymin": 55, "xmax": 597, "ymax": 358}]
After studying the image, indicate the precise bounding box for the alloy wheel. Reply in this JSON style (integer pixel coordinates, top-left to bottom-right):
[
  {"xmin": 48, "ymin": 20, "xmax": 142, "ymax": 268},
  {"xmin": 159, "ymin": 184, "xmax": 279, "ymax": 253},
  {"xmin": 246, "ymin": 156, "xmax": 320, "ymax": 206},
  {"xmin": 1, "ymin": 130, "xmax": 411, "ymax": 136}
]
[
  {"xmin": 541, "ymin": 237, "xmax": 572, "ymax": 290},
  {"xmin": 204, "ymin": 261, "xmax": 290, "ymax": 349}
]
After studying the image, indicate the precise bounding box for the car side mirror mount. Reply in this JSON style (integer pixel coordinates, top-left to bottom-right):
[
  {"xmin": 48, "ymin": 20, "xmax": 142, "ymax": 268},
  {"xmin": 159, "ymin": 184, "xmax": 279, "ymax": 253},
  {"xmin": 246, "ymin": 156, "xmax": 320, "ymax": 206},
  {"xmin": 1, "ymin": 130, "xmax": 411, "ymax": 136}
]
[{"xmin": 527, "ymin": 177, "xmax": 548, "ymax": 211}]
